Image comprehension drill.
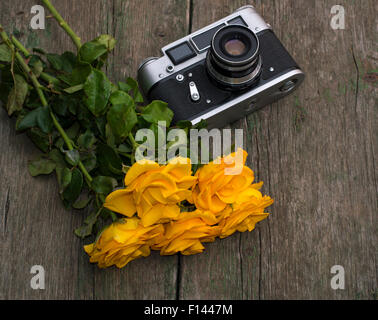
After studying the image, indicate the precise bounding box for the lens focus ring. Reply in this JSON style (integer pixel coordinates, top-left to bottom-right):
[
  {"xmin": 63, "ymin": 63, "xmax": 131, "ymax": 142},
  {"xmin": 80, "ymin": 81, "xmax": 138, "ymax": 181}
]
[
  {"xmin": 206, "ymin": 25, "xmax": 261, "ymax": 89},
  {"xmin": 206, "ymin": 54, "xmax": 262, "ymax": 87}
]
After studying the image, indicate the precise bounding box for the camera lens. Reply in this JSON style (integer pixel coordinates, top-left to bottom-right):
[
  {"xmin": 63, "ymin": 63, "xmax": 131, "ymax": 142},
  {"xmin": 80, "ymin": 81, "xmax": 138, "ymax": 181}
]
[
  {"xmin": 206, "ymin": 25, "xmax": 262, "ymax": 90},
  {"xmin": 224, "ymin": 39, "xmax": 247, "ymax": 56}
]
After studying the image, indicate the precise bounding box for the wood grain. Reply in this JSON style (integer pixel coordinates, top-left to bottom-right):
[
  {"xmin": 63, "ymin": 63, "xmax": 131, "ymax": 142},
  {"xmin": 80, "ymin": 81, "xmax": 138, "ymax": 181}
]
[
  {"xmin": 0, "ymin": 0, "xmax": 376, "ymax": 300},
  {"xmin": 0, "ymin": 0, "xmax": 189, "ymax": 300},
  {"xmin": 179, "ymin": 0, "xmax": 377, "ymax": 300}
]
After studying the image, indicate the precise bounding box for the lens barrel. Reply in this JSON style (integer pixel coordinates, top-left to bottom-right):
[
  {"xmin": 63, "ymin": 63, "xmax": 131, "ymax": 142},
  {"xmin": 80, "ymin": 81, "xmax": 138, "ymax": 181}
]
[{"xmin": 206, "ymin": 25, "xmax": 262, "ymax": 89}]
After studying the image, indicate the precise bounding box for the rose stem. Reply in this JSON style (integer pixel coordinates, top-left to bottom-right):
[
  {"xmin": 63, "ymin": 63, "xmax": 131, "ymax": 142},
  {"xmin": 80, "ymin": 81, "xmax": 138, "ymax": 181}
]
[
  {"xmin": 0, "ymin": 25, "xmax": 93, "ymax": 184},
  {"xmin": 41, "ymin": 0, "xmax": 82, "ymax": 50},
  {"xmin": 10, "ymin": 36, "xmax": 60, "ymax": 86}
]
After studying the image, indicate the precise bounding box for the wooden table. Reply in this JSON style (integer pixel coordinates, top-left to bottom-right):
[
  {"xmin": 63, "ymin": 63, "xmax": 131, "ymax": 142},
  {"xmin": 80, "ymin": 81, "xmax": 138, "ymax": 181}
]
[{"xmin": 0, "ymin": 0, "xmax": 376, "ymax": 299}]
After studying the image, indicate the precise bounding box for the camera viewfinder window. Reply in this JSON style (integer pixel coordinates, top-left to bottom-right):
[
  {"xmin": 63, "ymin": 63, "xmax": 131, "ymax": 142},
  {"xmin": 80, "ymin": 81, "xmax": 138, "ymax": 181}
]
[{"xmin": 166, "ymin": 41, "xmax": 196, "ymax": 65}]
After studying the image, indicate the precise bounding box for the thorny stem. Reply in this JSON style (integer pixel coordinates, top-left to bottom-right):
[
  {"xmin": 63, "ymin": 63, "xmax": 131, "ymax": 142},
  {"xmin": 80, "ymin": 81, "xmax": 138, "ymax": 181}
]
[
  {"xmin": 50, "ymin": 112, "xmax": 93, "ymax": 183},
  {"xmin": 10, "ymin": 36, "xmax": 29, "ymax": 56},
  {"xmin": 128, "ymin": 133, "xmax": 139, "ymax": 149},
  {"xmin": 40, "ymin": 71, "xmax": 60, "ymax": 86},
  {"xmin": 0, "ymin": 25, "xmax": 92, "ymax": 184},
  {"xmin": 128, "ymin": 133, "xmax": 139, "ymax": 164},
  {"xmin": 10, "ymin": 36, "xmax": 60, "ymax": 86},
  {"xmin": 42, "ymin": 0, "xmax": 82, "ymax": 50}
]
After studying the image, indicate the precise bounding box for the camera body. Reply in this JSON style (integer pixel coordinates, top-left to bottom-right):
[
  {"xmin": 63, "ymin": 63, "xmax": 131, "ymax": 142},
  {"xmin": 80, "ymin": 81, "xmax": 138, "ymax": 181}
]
[{"xmin": 137, "ymin": 5, "xmax": 305, "ymax": 129}]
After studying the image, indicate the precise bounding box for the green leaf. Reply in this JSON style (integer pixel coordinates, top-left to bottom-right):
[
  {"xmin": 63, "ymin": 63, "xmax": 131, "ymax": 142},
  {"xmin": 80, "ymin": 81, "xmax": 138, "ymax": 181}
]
[
  {"xmin": 77, "ymin": 129, "xmax": 96, "ymax": 149},
  {"xmin": 72, "ymin": 194, "xmax": 92, "ymax": 209},
  {"xmin": 0, "ymin": 44, "xmax": 12, "ymax": 62},
  {"xmin": 29, "ymin": 55, "xmax": 44, "ymax": 78},
  {"xmin": 36, "ymin": 107, "xmax": 52, "ymax": 133},
  {"xmin": 17, "ymin": 106, "xmax": 52, "ymax": 133},
  {"xmin": 49, "ymin": 149, "xmax": 68, "ymax": 193},
  {"xmin": 96, "ymin": 143, "xmax": 123, "ymax": 177},
  {"xmin": 82, "ymin": 153, "xmax": 97, "ymax": 173},
  {"xmin": 176, "ymin": 120, "xmax": 193, "ymax": 129},
  {"xmin": 0, "ymin": 64, "xmax": 13, "ymax": 105},
  {"xmin": 109, "ymin": 90, "xmax": 133, "ymax": 106},
  {"xmin": 65, "ymin": 122, "xmax": 80, "ymax": 140},
  {"xmin": 94, "ymin": 35, "xmax": 116, "ymax": 51},
  {"xmin": 63, "ymin": 168, "xmax": 83, "ymax": 203},
  {"xmin": 91, "ymin": 176, "xmax": 117, "ymax": 194},
  {"xmin": 64, "ymin": 149, "xmax": 80, "ymax": 166},
  {"xmin": 28, "ymin": 157, "xmax": 56, "ymax": 177},
  {"xmin": 27, "ymin": 127, "xmax": 50, "ymax": 153},
  {"xmin": 95, "ymin": 116, "xmax": 106, "ymax": 137},
  {"xmin": 141, "ymin": 100, "xmax": 173, "ymax": 126},
  {"xmin": 83, "ymin": 69, "xmax": 112, "ymax": 116},
  {"xmin": 74, "ymin": 209, "xmax": 102, "ymax": 239},
  {"xmin": 47, "ymin": 53, "xmax": 63, "ymax": 70},
  {"xmin": 63, "ymin": 84, "xmax": 83, "ymax": 94},
  {"xmin": 107, "ymin": 91, "xmax": 137, "ymax": 138},
  {"xmin": 61, "ymin": 167, "xmax": 72, "ymax": 190},
  {"xmin": 105, "ymin": 122, "xmax": 116, "ymax": 147},
  {"xmin": 50, "ymin": 94, "xmax": 76, "ymax": 117},
  {"xmin": 66, "ymin": 122, "xmax": 80, "ymax": 140},
  {"xmin": 68, "ymin": 63, "xmax": 92, "ymax": 86},
  {"xmin": 118, "ymin": 77, "xmax": 143, "ymax": 103},
  {"xmin": 46, "ymin": 52, "xmax": 76, "ymax": 73},
  {"xmin": 54, "ymin": 137, "xmax": 64, "ymax": 149},
  {"xmin": 79, "ymin": 35, "xmax": 116, "ymax": 64},
  {"xmin": 79, "ymin": 42, "xmax": 107, "ymax": 64},
  {"xmin": 118, "ymin": 143, "xmax": 132, "ymax": 154},
  {"xmin": 194, "ymin": 119, "xmax": 207, "ymax": 130},
  {"xmin": 49, "ymin": 148, "xmax": 66, "ymax": 167},
  {"xmin": 6, "ymin": 74, "xmax": 28, "ymax": 116},
  {"xmin": 60, "ymin": 51, "xmax": 77, "ymax": 73},
  {"xmin": 24, "ymin": 90, "xmax": 41, "ymax": 110}
]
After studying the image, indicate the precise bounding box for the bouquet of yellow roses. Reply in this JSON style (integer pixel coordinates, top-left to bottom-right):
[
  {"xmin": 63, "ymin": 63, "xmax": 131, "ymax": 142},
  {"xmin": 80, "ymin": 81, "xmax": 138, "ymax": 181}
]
[{"xmin": 85, "ymin": 149, "xmax": 273, "ymax": 268}]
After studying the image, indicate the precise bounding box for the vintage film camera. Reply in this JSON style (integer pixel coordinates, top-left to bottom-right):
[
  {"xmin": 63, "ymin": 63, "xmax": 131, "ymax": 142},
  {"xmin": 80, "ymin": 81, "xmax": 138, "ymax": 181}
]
[{"xmin": 138, "ymin": 5, "xmax": 305, "ymax": 128}]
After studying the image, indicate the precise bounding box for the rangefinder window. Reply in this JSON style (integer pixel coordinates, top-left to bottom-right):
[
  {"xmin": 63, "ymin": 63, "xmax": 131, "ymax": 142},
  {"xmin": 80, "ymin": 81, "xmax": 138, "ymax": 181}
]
[
  {"xmin": 227, "ymin": 16, "xmax": 248, "ymax": 26},
  {"xmin": 166, "ymin": 41, "xmax": 196, "ymax": 65},
  {"xmin": 191, "ymin": 23, "xmax": 226, "ymax": 51}
]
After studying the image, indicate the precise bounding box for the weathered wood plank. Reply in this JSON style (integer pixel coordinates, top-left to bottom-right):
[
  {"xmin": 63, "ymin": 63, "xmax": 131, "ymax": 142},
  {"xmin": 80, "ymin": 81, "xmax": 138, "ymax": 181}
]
[
  {"xmin": 250, "ymin": 0, "xmax": 377, "ymax": 300},
  {"xmin": 179, "ymin": 0, "xmax": 377, "ymax": 299},
  {"xmin": 0, "ymin": 0, "xmax": 112, "ymax": 300},
  {"xmin": 0, "ymin": 0, "xmax": 189, "ymax": 299}
]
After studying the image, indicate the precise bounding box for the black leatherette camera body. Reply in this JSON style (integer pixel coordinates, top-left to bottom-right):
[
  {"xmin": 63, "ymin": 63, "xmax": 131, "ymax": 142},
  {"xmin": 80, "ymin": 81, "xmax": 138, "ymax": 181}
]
[{"xmin": 137, "ymin": 5, "xmax": 305, "ymax": 129}]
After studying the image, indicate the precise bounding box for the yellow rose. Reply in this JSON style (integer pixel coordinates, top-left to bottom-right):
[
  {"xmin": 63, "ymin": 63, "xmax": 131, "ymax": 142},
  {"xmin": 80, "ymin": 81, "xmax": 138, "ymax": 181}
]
[
  {"xmin": 218, "ymin": 182, "xmax": 274, "ymax": 238},
  {"xmin": 84, "ymin": 217, "xmax": 163, "ymax": 268},
  {"xmin": 152, "ymin": 212, "xmax": 220, "ymax": 255},
  {"xmin": 103, "ymin": 157, "xmax": 197, "ymax": 227},
  {"xmin": 190, "ymin": 148, "xmax": 254, "ymax": 216}
]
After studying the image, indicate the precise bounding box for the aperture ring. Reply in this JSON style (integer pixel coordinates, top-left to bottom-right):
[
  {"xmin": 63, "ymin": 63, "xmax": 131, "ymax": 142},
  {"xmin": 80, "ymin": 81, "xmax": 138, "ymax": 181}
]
[
  {"xmin": 206, "ymin": 55, "xmax": 262, "ymax": 87},
  {"xmin": 210, "ymin": 51, "xmax": 260, "ymax": 72}
]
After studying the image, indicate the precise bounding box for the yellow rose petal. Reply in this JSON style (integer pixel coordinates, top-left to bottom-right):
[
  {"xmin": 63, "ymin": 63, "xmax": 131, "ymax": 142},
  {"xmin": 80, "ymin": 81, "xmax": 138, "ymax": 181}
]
[
  {"xmin": 104, "ymin": 189, "xmax": 136, "ymax": 217},
  {"xmin": 124, "ymin": 159, "xmax": 160, "ymax": 185},
  {"xmin": 141, "ymin": 203, "xmax": 180, "ymax": 227},
  {"xmin": 84, "ymin": 243, "xmax": 95, "ymax": 254}
]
